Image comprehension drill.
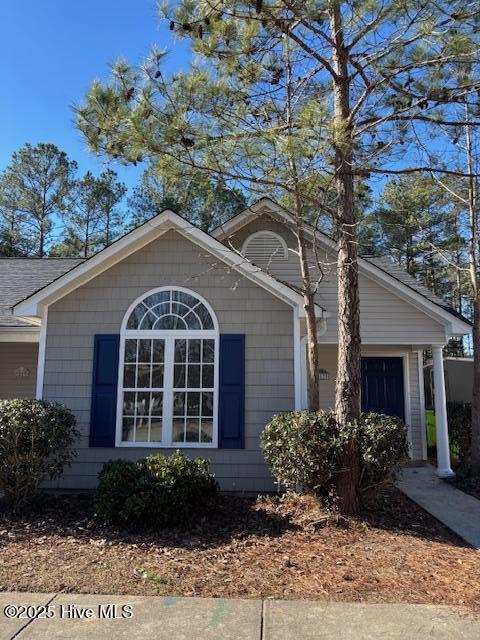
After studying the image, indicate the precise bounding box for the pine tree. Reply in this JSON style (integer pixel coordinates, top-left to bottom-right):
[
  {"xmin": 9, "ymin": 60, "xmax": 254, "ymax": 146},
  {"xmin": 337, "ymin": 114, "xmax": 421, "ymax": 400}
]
[
  {"xmin": 0, "ymin": 143, "xmax": 77, "ymax": 256},
  {"xmin": 76, "ymin": 1, "xmax": 480, "ymax": 512},
  {"xmin": 128, "ymin": 163, "xmax": 246, "ymax": 231},
  {"xmin": 52, "ymin": 170, "xmax": 126, "ymax": 257}
]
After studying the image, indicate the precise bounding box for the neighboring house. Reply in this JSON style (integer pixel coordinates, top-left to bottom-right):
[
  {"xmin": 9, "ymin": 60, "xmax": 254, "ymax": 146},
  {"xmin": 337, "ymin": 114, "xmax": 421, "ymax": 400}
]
[
  {"xmin": 424, "ymin": 357, "xmax": 474, "ymax": 407},
  {"xmin": 0, "ymin": 199, "xmax": 471, "ymax": 491}
]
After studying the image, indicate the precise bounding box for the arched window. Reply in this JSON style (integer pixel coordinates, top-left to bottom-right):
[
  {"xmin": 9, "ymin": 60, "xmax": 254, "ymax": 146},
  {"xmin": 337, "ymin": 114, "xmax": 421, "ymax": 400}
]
[
  {"xmin": 242, "ymin": 230, "xmax": 288, "ymax": 265},
  {"xmin": 118, "ymin": 287, "xmax": 218, "ymax": 448}
]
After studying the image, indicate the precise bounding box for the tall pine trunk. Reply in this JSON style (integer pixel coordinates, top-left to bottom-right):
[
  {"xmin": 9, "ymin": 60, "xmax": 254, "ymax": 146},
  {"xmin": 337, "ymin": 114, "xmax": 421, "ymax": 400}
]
[{"xmin": 330, "ymin": 1, "xmax": 361, "ymax": 514}]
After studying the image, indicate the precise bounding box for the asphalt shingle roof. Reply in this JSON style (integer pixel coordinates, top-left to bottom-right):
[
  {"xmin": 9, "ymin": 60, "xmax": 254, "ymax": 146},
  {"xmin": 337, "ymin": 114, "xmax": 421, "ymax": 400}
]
[{"xmin": 0, "ymin": 258, "xmax": 84, "ymax": 327}]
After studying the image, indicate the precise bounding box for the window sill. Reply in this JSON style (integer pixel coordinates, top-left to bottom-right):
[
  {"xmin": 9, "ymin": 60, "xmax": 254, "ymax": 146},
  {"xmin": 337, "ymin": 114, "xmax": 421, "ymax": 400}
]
[{"xmin": 115, "ymin": 441, "xmax": 217, "ymax": 449}]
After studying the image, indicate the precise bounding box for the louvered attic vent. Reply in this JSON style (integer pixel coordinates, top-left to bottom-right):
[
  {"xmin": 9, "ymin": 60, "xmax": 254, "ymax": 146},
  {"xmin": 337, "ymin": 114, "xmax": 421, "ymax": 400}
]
[{"xmin": 242, "ymin": 231, "xmax": 288, "ymax": 265}]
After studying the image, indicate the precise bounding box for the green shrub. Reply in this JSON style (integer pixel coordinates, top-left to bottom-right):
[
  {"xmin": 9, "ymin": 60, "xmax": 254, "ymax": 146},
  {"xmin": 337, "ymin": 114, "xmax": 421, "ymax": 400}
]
[
  {"xmin": 0, "ymin": 399, "xmax": 79, "ymax": 507},
  {"xmin": 447, "ymin": 401, "xmax": 471, "ymax": 466},
  {"xmin": 260, "ymin": 411, "xmax": 342, "ymax": 493},
  {"xmin": 95, "ymin": 451, "xmax": 219, "ymax": 528},
  {"xmin": 261, "ymin": 410, "xmax": 408, "ymax": 495},
  {"xmin": 357, "ymin": 413, "xmax": 410, "ymax": 488}
]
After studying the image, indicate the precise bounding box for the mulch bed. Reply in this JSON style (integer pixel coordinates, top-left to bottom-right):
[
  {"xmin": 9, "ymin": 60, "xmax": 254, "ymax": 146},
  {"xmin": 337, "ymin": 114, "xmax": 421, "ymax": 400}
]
[{"xmin": 0, "ymin": 487, "xmax": 479, "ymax": 605}]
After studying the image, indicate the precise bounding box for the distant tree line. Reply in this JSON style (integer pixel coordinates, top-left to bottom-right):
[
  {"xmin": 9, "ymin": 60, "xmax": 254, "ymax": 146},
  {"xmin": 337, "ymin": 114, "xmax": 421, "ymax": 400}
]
[{"xmin": 0, "ymin": 143, "xmax": 247, "ymax": 258}]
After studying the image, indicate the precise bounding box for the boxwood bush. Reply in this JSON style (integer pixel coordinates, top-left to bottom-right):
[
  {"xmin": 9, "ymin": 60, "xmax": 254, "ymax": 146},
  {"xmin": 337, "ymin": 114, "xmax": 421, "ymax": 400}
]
[
  {"xmin": 261, "ymin": 410, "xmax": 408, "ymax": 495},
  {"xmin": 447, "ymin": 401, "xmax": 471, "ymax": 467},
  {"xmin": 0, "ymin": 399, "xmax": 79, "ymax": 507},
  {"xmin": 95, "ymin": 451, "xmax": 219, "ymax": 529}
]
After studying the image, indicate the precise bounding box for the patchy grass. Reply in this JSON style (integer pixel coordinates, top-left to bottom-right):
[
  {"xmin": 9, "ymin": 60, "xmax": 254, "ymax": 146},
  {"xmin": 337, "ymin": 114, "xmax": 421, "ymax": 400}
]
[{"xmin": 0, "ymin": 487, "xmax": 479, "ymax": 605}]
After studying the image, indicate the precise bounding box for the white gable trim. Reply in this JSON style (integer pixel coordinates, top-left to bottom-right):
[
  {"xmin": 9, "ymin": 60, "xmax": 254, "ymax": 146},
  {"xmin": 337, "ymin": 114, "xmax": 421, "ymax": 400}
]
[
  {"xmin": 213, "ymin": 198, "xmax": 471, "ymax": 336},
  {"xmin": 13, "ymin": 210, "xmax": 328, "ymax": 321}
]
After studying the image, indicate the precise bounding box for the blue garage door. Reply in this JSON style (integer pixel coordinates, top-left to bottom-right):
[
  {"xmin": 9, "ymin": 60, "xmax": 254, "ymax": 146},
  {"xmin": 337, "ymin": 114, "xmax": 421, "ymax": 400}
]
[{"xmin": 361, "ymin": 357, "xmax": 405, "ymax": 420}]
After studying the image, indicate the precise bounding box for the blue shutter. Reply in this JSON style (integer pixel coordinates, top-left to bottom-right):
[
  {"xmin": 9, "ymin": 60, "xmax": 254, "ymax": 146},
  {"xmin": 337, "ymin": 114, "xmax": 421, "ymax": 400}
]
[
  {"xmin": 218, "ymin": 334, "xmax": 245, "ymax": 449},
  {"xmin": 89, "ymin": 334, "xmax": 120, "ymax": 447}
]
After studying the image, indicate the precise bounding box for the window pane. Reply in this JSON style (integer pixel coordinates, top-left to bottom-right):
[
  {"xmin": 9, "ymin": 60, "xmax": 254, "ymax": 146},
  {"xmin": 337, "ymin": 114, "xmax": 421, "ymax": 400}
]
[
  {"xmin": 152, "ymin": 340, "xmax": 164, "ymax": 363},
  {"xmin": 138, "ymin": 339, "xmax": 151, "ymax": 362},
  {"xmin": 123, "ymin": 364, "xmax": 136, "ymax": 388},
  {"xmin": 195, "ymin": 303, "xmax": 214, "ymax": 329},
  {"xmin": 126, "ymin": 303, "xmax": 148, "ymax": 329},
  {"xmin": 172, "ymin": 290, "xmax": 197, "ymax": 307},
  {"xmin": 170, "ymin": 314, "xmax": 188, "ymax": 330},
  {"xmin": 174, "ymin": 364, "xmax": 185, "ymax": 388},
  {"xmin": 155, "ymin": 314, "xmax": 176, "ymax": 330},
  {"xmin": 172, "ymin": 418, "xmax": 185, "ymax": 442},
  {"xmin": 172, "ymin": 302, "xmax": 189, "ymax": 318},
  {"xmin": 188, "ymin": 340, "xmax": 201, "ymax": 363},
  {"xmin": 187, "ymin": 365, "xmax": 201, "ymax": 388},
  {"xmin": 200, "ymin": 420, "xmax": 213, "ymax": 443},
  {"xmin": 184, "ymin": 311, "xmax": 201, "ymax": 330},
  {"xmin": 203, "ymin": 340, "xmax": 214, "ymax": 363},
  {"xmin": 144, "ymin": 291, "xmax": 170, "ymax": 307},
  {"xmin": 124, "ymin": 339, "xmax": 137, "ymax": 363},
  {"xmin": 149, "ymin": 302, "xmax": 170, "ymax": 318},
  {"xmin": 136, "ymin": 365, "xmax": 151, "ymax": 388},
  {"xmin": 135, "ymin": 416, "xmax": 149, "ymax": 442},
  {"xmin": 151, "ymin": 364, "xmax": 164, "ymax": 388},
  {"xmin": 202, "ymin": 365, "xmax": 214, "ymax": 389},
  {"xmin": 122, "ymin": 417, "xmax": 135, "ymax": 442},
  {"xmin": 139, "ymin": 310, "xmax": 157, "ymax": 330},
  {"xmin": 174, "ymin": 339, "xmax": 187, "ymax": 363},
  {"xmin": 136, "ymin": 392, "xmax": 150, "ymax": 415},
  {"xmin": 173, "ymin": 392, "xmax": 185, "ymax": 416},
  {"xmin": 186, "ymin": 419, "xmax": 199, "ymax": 443},
  {"xmin": 123, "ymin": 391, "xmax": 136, "ymax": 415},
  {"xmin": 150, "ymin": 419, "xmax": 162, "ymax": 442},
  {"xmin": 201, "ymin": 392, "xmax": 214, "ymax": 417},
  {"xmin": 187, "ymin": 392, "xmax": 200, "ymax": 416},
  {"xmin": 151, "ymin": 393, "xmax": 163, "ymax": 416}
]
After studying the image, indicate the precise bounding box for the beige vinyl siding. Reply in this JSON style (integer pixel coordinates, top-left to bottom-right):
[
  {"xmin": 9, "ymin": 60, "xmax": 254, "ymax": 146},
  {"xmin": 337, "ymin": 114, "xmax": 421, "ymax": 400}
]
[
  {"xmin": 43, "ymin": 230, "xmax": 294, "ymax": 491},
  {"xmin": 231, "ymin": 215, "xmax": 447, "ymax": 345},
  {"xmin": 0, "ymin": 342, "xmax": 38, "ymax": 399}
]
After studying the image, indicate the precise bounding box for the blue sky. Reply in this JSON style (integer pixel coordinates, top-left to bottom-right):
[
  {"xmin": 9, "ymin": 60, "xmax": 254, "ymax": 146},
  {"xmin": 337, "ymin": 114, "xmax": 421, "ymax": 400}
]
[{"xmin": 0, "ymin": 0, "xmax": 189, "ymax": 192}]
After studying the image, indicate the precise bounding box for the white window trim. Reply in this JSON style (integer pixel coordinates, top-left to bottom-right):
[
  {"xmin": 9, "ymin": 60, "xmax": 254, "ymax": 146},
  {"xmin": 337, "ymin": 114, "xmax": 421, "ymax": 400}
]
[
  {"xmin": 242, "ymin": 230, "xmax": 289, "ymax": 261},
  {"xmin": 115, "ymin": 286, "xmax": 219, "ymax": 449}
]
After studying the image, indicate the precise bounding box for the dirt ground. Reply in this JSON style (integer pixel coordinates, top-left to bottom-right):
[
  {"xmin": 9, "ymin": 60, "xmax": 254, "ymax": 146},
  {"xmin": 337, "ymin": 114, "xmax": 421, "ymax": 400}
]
[{"xmin": 0, "ymin": 487, "xmax": 479, "ymax": 605}]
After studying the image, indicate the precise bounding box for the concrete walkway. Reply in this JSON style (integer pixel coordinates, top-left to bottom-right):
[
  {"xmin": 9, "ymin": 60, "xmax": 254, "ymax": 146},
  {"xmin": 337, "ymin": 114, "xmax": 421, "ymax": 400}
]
[
  {"xmin": 397, "ymin": 465, "xmax": 480, "ymax": 550},
  {"xmin": 0, "ymin": 593, "xmax": 479, "ymax": 639}
]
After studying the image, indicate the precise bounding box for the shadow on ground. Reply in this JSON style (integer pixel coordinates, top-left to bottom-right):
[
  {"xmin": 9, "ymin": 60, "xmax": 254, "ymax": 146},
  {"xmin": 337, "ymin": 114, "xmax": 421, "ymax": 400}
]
[{"xmin": 0, "ymin": 485, "xmax": 468, "ymax": 551}]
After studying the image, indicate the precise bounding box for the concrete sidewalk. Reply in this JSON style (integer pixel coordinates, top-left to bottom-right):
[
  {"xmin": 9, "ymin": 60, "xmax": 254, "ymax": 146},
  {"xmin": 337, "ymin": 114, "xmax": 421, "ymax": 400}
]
[
  {"xmin": 1, "ymin": 592, "xmax": 479, "ymax": 639},
  {"xmin": 397, "ymin": 465, "xmax": 480, "ymax": 550}
]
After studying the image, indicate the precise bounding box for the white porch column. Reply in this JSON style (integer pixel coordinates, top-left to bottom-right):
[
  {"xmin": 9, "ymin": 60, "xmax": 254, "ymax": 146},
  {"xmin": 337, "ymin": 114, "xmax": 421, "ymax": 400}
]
[{"xmin": 432, "ymin": 345, "xmax": 454, "ymax": 478}]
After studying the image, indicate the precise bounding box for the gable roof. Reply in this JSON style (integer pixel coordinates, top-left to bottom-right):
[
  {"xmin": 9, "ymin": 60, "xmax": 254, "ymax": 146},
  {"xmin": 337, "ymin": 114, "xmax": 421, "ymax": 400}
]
[
  {"xmin": 212, "ymin": 198, "xmax": 472, "ymax": 335},
  {"xmin": 12, "ymin": 210, "xmax": 328, "ymax": 320},
  {"xmin": 0, "ymin": 258, "xmax": 83, "ymax": 328}
]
